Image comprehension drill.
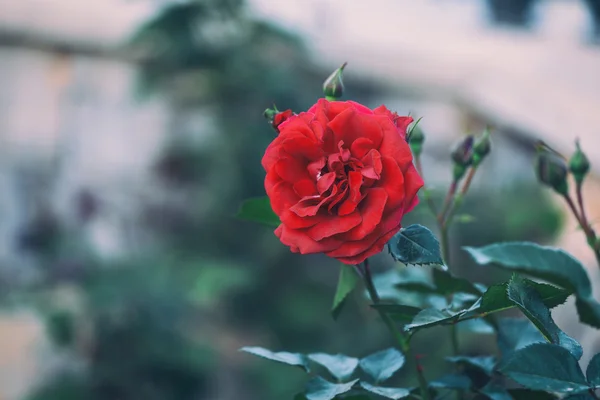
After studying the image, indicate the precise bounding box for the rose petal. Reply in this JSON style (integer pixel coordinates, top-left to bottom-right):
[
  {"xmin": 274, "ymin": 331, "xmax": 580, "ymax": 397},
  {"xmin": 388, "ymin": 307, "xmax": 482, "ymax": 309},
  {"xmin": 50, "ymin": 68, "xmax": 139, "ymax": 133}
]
[
  {"xmin": 267, "ymin": 181, "xmax": 299, "ymax": 215},
  {"xmin": 307, "ymin": 157, "xmax": 326, "ymax": 180},
  {"xmin": 275, "ymin": 157, "xmax": 310, "ymax": 183},
  {"xmin": 326, "ymin": 207, "xmax": 403, "ymax": 258},
  {"xmin": 402, "ymin": 165, "xmax": 424, "ymax": 213},
  {"xmin": 351, "ymin": 137, "xmax": 374, "ymax": 159},
  {"xmin": 328, "ymin": 108, "xmax": 384, "ymax": 150},
  {"xmin": 335, "ymin": 226, "xmax": 400, "ymax": 265},
  {"xmin": 361, "ymin": 149, "xmax": 382, "ymax": 180},
  {"xmin": 338, "ymin": 171, "xmax": 363, "ymax": 216},
  {"xmin": 376, "ymin": 116, "xmax": 414, "ymax": 170},
  {"xmin": 307, "ymin": 211, "xmax": 362, "ymax": 241},
  {"xmin": 276, "ymin": 224, "xmax": 343, "ymax": 254},
  {"xmin": 341, "ymin": 188, "xmax": 388, "ymax": 241},
  {"xmin": 280, "ymin": 209, "xmax": 324, "ymax": 229},
  {"xmin": 317, "ymin": 172, "xmax": 336, "ymax": 194},
  {"xmin": 378, "ymin": 157, "xmax": 406, "ymax": 211},
  {"xmin": 293, "ymin": 179, "xmax": 317, "ymax": 197}
]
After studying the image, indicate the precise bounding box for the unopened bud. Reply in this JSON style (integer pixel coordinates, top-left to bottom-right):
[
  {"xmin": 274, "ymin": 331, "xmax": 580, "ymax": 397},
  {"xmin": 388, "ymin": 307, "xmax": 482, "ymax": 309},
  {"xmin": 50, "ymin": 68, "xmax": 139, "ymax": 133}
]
[
  {"xmin": 472, "ymin": 128, "xmax": 491, "ymax": 166},
  {"xmin": 263, "ymin": 105, "xmax": 279, "ymax": 124},
  {"xmin": 451, "ymin": 135, "xmax": 475, "ymax": 168},
  {"xmin": 569, "ymin": 139, "xmax": 590, "ymax": 185},
  {"xmin": 264, "ymin": 106, "xmax": 294, "ymax": 131},
  {"xmin": 323, "ymin": 62, "xmax": 347, "ymax": 100},
  {"xmin": 536, "ymin": 148, "xmax": 569, "ymax": 195},
  {"xmin": 409, "ymin": 125, "xmax": 425, "ymax": 157}
]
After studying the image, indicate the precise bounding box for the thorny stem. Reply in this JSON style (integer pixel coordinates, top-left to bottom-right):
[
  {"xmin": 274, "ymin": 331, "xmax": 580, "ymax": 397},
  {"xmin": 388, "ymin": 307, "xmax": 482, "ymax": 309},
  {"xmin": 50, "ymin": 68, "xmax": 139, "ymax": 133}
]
[
  {"xmin": 564, "ymin": 192, "xmax": 600, "ymax": 270},
  {"xmin": 361, "ymin": 260, "xmax": 430, "ymax": 400},
  {"xmin": 439, "ymin": 167, "xmax": 479, "ymax": 373},
  {"xmin": 576, "ymin": 182, "xmax": 590, "ymax": 234},
  {"xmin": 439, "ymin": 180, "xmax": 458, "ymax": 224}
]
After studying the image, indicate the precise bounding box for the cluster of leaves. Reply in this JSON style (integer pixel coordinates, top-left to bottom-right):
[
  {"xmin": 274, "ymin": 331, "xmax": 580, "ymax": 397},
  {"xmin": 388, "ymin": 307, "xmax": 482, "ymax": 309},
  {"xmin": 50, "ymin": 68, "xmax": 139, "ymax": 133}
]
[
  {"xmin": 238, "ymin": 198, "xmax": 600, "ymax": 399},
  {"xmin": 240, "ymin": 346, "xmax": 410, "ymax": 399}
]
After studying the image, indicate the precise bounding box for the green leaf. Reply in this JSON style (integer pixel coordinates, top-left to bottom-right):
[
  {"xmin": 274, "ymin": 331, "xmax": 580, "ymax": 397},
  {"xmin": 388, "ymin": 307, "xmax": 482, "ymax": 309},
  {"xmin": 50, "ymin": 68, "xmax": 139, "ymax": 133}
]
[
  {"xmin": 507, "ymin": 274, "xmax": 583, "ymax": 360},
  {"xmin": 464, "ymin": 242, "xmax": 600, "ymax": 328},
  {"xmin": 236, "ymin": 197, "xmax": 280, "ymax": 227},
  {"xmin": 429, "ymin": 373, "xmax": 472, "ymax": 390},
  {"xmin": 563, "ymin": 395, "xmax": 597, "ymax": 400},
  {"xmin": 480, "ymin": 382, "xmax": 512, "ymax": 400},
  {"xmin": 586, "ymin": 353, "xmax": 600, "ymax": 388},
  {"xmin": 446, "ymin": 356, "xmax": 496, "ymax": 376},
  {"xmin": 507, "ymin": 389, "xmax": 558, "ymax": 400},
  {"xmin": 404, "ymin": 307, "xmax": 465, "ymax": 331},
  {"xmin": 239, "ymin": 346, "xmax": 309, "ymax": 372},
  {"xmin": 308, "ymin": 353, "xmax": 359, "ymax": 381},
  {"xmin": 497, "ymin": 318, "xmax": 545, "ymax": 357},
  {"xmin": 359, "ymin": 381, "xmax": 410, "ymax": 399},
  {"xmin": 499, "ymin": 343, "xmax": 589, "ymax": 393},
  {"xmin": 332, "ymin": 265, "xmax": 359, "ymax": 319},
  {"xmin": 359, "ymin": 348, "xmax": 406, "ymax": 383},
  {"xmin": 388, "ymin": 224, "xmax": 444, "ymax": 266},
  {"xmin": 304, "ymin": 376, "xmax": 358, "ymax": 400},
  {"xmin": 432, "ymin": 269, "xmax": 483, "ymax": 296},
  {"xmin": 370, "ymin": 304, "xmax": 423, "ymax": 324},
  {"xmin": 404, "ymin": 279, "xmax": 569, "ymax": 332}
]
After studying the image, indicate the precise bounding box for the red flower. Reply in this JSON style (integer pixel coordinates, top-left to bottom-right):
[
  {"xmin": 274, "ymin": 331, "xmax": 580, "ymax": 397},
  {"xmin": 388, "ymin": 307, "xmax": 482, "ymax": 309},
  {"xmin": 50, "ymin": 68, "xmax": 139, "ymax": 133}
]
[
  {"xmin": 272, "ymin": 109, "xmax": 294, "ymax": 130},
  {"xmin": 262, "ymin": 99, "xmax": 424, "ymax": 265}
]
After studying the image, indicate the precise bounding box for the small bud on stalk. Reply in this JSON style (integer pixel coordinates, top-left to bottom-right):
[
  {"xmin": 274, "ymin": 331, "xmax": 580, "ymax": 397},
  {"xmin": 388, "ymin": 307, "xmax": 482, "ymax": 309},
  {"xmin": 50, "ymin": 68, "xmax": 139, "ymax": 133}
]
[
  {"xmin": 409, "ymin": 125, "xmax": 425, "ymax": 157},
  {"xmin": 535, "ymin": 142, "xmax": 569, "ymax": 195},
  {"xmin": 323, "ymin": 62, "xmax": 347, "ymax": 100},
  {"xmin": 263, "ymin": 106, "xmax": 278, "ymax": 124},
  {"xmin": 264, "ymin": 105, "xmax": 294, "ymax": 131},
  {"xmin": 569, "ymin": 139, "xmax": 590, "ymax": 185},
  {"xmin": 450, "ymin": 135, "xmax": 474, "ymax": 181},
  {"xmin": 472, "ymin": 128, "xmax": 491, "ymax": 166}
]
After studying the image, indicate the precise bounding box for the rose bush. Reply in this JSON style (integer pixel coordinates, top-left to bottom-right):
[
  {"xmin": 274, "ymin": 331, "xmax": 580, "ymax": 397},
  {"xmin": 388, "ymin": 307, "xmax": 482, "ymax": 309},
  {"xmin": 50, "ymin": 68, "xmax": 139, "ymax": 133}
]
[{"xmin": 261, "ymin": 99, "xmax": 424, "ymax": 265}]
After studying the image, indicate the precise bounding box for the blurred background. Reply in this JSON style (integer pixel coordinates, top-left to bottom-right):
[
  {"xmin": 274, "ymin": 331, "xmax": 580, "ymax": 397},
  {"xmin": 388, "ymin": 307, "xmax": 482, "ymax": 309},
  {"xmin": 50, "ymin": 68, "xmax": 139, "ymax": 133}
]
[{"xmin": 0, "ymin": 0, "xmax": 599, "ymax": 399}]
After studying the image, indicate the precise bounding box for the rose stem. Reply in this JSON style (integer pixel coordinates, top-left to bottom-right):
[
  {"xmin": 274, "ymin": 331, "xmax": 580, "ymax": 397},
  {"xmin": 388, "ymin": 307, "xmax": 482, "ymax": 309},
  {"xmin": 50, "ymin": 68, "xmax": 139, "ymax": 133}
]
[
  {"xmin": 361, "ymin": 259, "xmax": 430, "ymax": 400},
  {"xmin": 439, "ymin": 166, "xmax": 478, "ymax": 364},
  {"xmin": 563, "ymin": 192, "xmax": 600, "ymax": 269},
  {"xmin": 439, "ymin": 180, "xmax": 458, "ymax": 225},
  {"xmin": 415, "ymin": 155, "xmax": 439, "ymax": 217}
]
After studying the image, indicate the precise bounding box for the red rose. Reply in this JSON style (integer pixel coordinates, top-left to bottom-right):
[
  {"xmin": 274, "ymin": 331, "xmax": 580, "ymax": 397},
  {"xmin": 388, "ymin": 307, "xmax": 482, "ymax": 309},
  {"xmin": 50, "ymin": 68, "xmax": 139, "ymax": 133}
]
[
  {"xmin": 272, "ymin": 109, "xmax": 294, "ymax": 130},
  {"xmin": 262, "ymin": 99, "xmax": 424, "ymax": 265}
]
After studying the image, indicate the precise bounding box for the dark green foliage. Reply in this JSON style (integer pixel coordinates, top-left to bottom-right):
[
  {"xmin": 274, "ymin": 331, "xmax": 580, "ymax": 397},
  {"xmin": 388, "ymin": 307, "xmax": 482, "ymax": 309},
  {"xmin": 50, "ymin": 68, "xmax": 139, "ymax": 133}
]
[
  {"xmin": 241, "ymin": 347, "xmax": 311, "ymax": 372},
  {"xmin": 359, "ymin": 348, "xmax": 405, "ymax": 383},
  {"xmin": 499, "ymin": 343, "xmax": 589, "ymax": 393},
  {"xmin": 465, "ymin": 242, "xmax": 600, "ymax": 327},
  {"xmin": 496, "ymin": 318, "xmax": 545, "ymax": 357},
  {"xmin": 308, "ymin": 353, "xmax": 359, "ymax": 381},
  {"xmin": 506, "ymin": 275, "xmax": 582, "ymax": 359},
  {"xmin": 388, "ymin": 224, "xmax": 444, "ymax": 266},
  {"xmin": 236, "ymin": 197, "xmax": 280, "ymax": 227},
  {"xmin": 304, "ymin": 377, "xmax": 358, "ymax": 400},
  {"xmin": 359, "ymin": 381, "xmax": 410, "ymax": 399},
  {"xmin": 332, "ymin": 266, "xmax": 359, "ymax": 319},
  {"xmin": 586, "ymin": 353, "xmax": 600, "ymax": 388}
]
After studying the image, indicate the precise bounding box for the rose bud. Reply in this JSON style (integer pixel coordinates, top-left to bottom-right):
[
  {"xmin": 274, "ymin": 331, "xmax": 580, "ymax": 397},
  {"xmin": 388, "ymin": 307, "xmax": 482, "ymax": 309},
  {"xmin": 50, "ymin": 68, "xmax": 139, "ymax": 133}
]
[
  {"xmin": 323, "ymin": 62, "xmax": 347, "ymax": 100},
  {"xmin": 450, "ymin": 135, "xmax": 474, "ymax": 181},
  {"xmin": 261, "ymin": 99, "xmax": 424, "ymax": 265},
  {"xmin": 264, "ymin": 106, "xmax": 294, "ymax": 132},
  {"xmin": 272, "ymin": 109, "xmax": 294, "ymax": 130},
  {"xmin": 569, "ymin": 139, "xmax": 590, "ymax": 185},
  {"xmin": 472, "ymin": 128, "xmax": 491, "ymax": 166},
  {"xmin": 535, "ymin": 143, "xmax": 569, "ymax": 195},
  {"xmin": 409, "ymin": 125, "xmax": 425, "ymax": 157}
]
